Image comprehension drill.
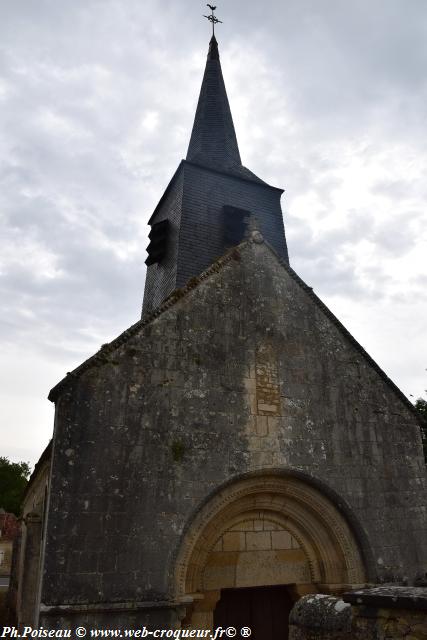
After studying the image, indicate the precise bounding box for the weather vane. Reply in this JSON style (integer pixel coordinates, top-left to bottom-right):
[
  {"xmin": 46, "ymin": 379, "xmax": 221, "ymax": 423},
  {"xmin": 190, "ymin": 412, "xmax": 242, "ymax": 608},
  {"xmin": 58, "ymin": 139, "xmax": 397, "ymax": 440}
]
[{"xmin": 203, "ymin": 4, "xmax": 222, "ymax": 37}]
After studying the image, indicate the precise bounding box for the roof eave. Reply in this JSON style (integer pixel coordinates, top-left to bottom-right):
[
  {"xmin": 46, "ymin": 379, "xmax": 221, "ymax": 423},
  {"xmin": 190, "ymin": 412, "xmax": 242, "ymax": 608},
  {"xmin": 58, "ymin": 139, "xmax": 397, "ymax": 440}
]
[{"xmin": 184, "ymin": 159, "xmax": 284, "ymax": 193}]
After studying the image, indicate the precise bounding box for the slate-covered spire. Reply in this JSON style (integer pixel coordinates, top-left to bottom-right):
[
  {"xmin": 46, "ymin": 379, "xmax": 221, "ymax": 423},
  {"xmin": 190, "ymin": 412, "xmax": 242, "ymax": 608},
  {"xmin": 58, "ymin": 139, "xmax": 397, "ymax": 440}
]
[{"xmin": 186, "ymin": 35, "xmax": 242, "ymax": 169}]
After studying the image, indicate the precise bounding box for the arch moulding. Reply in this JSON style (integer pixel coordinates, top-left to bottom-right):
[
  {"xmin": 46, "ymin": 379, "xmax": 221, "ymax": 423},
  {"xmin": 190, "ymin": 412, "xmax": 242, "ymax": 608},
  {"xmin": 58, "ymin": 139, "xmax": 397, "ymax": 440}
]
[{"xmin": 174, "ymin": 470, "xmax": 370, "ymax": 602}]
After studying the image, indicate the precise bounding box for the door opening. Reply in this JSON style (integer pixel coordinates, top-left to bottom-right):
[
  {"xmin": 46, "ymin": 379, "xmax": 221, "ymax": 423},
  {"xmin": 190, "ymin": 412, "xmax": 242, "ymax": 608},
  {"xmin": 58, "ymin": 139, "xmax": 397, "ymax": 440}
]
[{"xmin": 213, "ymin": 584, "xmax": 294, "ymax": 640}]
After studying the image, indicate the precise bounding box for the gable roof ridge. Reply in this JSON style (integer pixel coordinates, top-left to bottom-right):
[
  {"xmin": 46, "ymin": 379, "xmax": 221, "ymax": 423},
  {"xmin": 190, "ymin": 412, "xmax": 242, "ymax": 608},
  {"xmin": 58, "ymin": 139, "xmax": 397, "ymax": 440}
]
[
  {"xmin": 48, "ymin": 242, "xmax": 250, "ymax": 402},
  {"xmin": 49, "ymin": 236, "xmax": 419, "ymax": 421}
]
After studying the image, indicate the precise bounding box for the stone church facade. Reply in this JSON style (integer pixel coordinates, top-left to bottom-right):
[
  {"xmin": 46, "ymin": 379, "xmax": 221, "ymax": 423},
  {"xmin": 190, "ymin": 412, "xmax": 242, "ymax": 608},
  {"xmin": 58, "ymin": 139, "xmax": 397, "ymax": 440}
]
[{"xmin": 15, "ymin": 34, "xmax": 427, "ymax": 635}]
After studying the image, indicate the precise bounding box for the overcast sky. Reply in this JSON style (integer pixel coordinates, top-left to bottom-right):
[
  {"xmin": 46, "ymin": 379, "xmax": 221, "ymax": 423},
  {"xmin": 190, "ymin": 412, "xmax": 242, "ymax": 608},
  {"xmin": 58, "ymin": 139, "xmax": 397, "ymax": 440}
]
[{"xmin": 1, "ymin": 0, "xmax": 426, "ymax": 466}]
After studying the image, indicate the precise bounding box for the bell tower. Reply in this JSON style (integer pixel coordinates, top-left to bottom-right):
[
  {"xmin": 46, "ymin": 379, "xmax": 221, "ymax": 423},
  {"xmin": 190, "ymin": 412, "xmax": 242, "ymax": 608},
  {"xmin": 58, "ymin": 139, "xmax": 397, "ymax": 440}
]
[{"xmin": 142, "ymin": 34, "xmax": 289, "ymax": 316}]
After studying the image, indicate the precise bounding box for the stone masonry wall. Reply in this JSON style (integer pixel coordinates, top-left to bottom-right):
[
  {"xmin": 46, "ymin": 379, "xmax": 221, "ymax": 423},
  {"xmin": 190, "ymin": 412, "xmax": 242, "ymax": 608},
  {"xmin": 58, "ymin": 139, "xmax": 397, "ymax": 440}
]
[
  {"xmin": 289, "ymin": 588, "xmax": 427, "ymax": 640},
  {"xmin": 41, "ymin": 238, "xmax": 427, "ymax": 628}
]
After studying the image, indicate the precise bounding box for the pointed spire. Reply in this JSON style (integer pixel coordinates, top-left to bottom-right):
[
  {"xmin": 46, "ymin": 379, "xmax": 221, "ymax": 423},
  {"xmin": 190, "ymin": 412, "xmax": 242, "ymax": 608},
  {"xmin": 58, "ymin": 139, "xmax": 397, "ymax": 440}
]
[
  {"xmin": 207, "ymin": 34, "xmax": 219, "ymax": 60},
  {"xmin": 186, "ymin": 36, "xmax": 242, "ymax": 170}
]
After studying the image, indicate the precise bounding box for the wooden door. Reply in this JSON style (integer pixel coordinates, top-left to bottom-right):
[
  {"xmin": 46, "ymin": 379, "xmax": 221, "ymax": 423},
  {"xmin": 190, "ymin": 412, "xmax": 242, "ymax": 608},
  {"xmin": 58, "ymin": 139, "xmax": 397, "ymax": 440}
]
[{"xmin": 213, "ymin": 585, "xmax": 293, "ymax": 639}]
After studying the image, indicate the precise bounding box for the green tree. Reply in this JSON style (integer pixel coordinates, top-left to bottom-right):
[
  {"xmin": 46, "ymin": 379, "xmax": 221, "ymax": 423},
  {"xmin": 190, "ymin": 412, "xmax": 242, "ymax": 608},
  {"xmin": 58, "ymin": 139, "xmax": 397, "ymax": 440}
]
[
  {"xmin": 0, "ymin": 457, "xmax": 31, "ymax": 516},
  {"xmin": 415, "ymin": 397, "xmax": 427, "ymax": 463}
]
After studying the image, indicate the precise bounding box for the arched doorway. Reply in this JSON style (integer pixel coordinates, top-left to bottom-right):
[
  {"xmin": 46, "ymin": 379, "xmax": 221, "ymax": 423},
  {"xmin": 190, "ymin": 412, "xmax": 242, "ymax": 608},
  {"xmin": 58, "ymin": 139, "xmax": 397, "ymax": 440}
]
[{"xmin": 174, "ymin": 472, "xmax": 368, "ymax": 631}]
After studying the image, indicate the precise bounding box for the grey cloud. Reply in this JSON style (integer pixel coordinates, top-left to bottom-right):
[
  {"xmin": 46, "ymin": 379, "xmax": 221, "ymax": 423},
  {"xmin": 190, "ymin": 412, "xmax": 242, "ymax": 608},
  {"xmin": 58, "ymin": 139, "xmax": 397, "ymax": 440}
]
[{"xmin": 1, "ymin": 0, "xmax": 427, "ymax": 463}]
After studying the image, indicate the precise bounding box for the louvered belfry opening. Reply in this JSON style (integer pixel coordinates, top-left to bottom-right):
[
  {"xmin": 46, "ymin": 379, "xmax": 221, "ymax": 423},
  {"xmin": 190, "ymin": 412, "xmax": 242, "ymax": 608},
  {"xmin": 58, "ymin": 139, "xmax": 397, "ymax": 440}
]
[
  {"xmin": 223, "ymin": 205, "xmax": 251, "ymax": 247},
  {"xmin": 145, "ymin": 220, "xmax": 170, "ymax": 266}
]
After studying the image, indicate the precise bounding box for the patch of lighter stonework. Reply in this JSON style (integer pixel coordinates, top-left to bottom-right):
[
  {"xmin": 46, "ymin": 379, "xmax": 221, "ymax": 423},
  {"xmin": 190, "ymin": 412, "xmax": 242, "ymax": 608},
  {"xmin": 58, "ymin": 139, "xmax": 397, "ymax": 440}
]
[
  {"xmin": 334, "ymin": 600, "xmax": 350, "ymax": 612},
  {"xmin": 185, "ymin": 389, "xmax": 206, "ymax": 398}
]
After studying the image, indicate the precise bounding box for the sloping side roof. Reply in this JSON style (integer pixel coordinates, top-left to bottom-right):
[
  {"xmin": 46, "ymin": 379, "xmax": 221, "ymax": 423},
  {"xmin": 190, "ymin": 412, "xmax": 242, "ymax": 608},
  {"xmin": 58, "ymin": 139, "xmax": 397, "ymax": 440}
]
[
  {"xmin": 147, "ymin": 161, "xmax": 281, "ymax": 226},
  {"xmin": 22, "ymin": 440, "xmax": 52, "ymax": 502},
  {"xmin": 48, "ymin": 237, "xmax": 420, "ymax": 421},
  {"xmin": 48, "ymin": 245, "xmax": 242, "ymax": 402}
]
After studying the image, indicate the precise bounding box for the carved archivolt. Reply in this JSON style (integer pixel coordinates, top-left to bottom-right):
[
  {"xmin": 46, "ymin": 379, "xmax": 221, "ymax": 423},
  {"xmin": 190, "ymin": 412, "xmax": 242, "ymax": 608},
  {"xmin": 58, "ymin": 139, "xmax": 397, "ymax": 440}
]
[{"xmin": 174, "ymin": 473, "xmax": 367, "ymax": 596}]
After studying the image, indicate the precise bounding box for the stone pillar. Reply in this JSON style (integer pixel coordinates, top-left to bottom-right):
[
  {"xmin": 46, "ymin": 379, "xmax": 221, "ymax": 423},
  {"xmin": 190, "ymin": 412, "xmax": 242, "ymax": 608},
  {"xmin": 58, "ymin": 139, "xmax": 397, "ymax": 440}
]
[
  {"xmin": 289, "ymin": 587, "xmax": 427, "ymax": 640},
  {"xmin": 289, "ymin": 594, "xmax": 352, "ymax": 640},
  {"xmin": 18, "ymin": 512, "xmax": 42, "ymax": 629}
]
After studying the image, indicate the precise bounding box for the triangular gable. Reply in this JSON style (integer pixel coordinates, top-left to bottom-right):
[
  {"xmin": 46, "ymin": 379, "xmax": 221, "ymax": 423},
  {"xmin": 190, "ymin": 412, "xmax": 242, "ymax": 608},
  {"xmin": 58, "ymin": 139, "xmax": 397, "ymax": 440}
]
[{"xmin": 49, "ymin": 235, "xmax": 420, "ymax": 422}]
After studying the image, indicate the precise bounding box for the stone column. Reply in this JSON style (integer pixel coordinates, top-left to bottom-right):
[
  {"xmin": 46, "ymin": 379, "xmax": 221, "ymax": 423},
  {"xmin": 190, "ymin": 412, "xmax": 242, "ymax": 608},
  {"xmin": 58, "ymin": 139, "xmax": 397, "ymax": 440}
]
[{"xmin": 288, "ymin": 594, "xmax": 352, "ymax": 639}]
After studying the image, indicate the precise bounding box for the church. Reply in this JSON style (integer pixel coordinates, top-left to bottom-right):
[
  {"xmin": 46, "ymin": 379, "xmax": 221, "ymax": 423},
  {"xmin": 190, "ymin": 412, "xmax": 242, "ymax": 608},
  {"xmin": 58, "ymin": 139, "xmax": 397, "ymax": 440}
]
[{"xmin": 13, "ymin": 18, "xmax": 427, "ymax": 637}]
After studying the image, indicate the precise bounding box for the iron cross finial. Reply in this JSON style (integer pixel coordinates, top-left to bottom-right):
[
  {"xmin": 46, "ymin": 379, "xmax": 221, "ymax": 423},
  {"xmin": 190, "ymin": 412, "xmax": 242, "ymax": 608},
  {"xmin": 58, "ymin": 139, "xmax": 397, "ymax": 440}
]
[{"xmin": 203, "ymin": 4, "xmax": 222, "ymax": 37}]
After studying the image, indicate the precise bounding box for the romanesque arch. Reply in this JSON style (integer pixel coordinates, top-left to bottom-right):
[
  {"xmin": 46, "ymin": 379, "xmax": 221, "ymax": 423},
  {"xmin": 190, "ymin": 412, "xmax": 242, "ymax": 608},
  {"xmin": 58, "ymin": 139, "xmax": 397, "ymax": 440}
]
[{"xmin": 174, "ymin": 471, "xmax": 369, "ymax": 629}]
